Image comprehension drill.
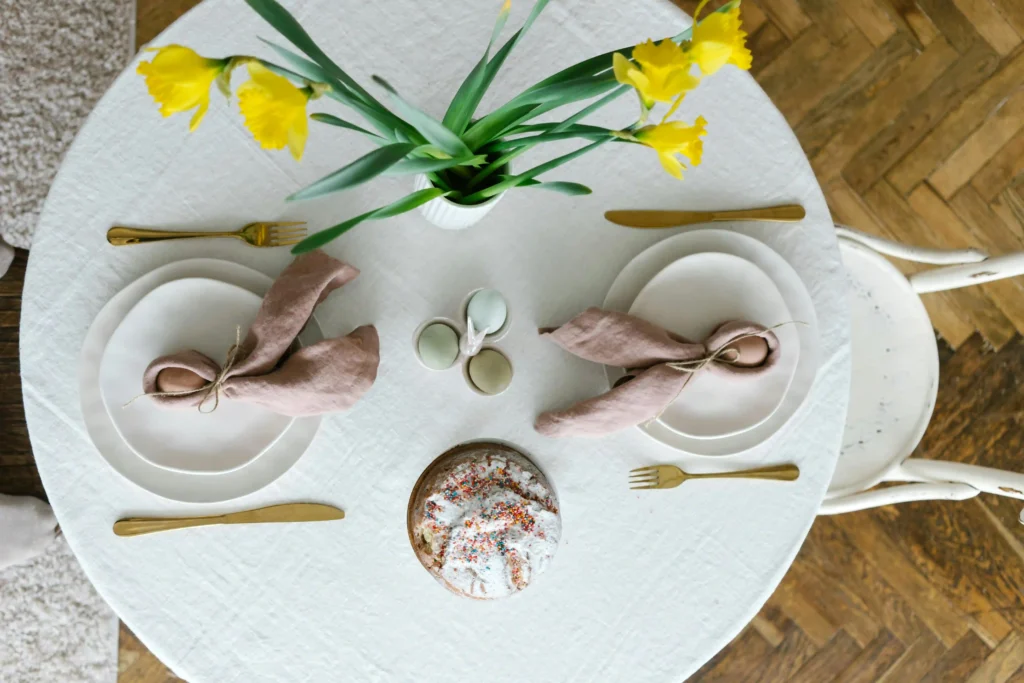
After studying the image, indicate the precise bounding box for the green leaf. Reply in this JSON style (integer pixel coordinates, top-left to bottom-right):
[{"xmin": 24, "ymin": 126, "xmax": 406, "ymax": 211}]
[
  {"xmin": 519, "ymin": 73, "xmax": 619, "ymax": 106},
  {"xmin": 442, "ymin": 57, "xmax": 491, "ymax": 135},
  {"xmin": 245, "ymin": 0, "xmax": 378, "ymax": 106},
  {"xmin": 501, "ymin": 1, "xmax": 736, "ymax": 113},
  {"xmin": 258, "ymin": 38, "xmax": 330, "ymax": 84},
  {"xmin": 245, "ymin": 0, "xmax": 418, "ymax": 140},
  {"xmin": 463, "ymin": 73, "xmax": 617, "ymax": 149},
  {"xmin": 291, "ymin": 188, "xmax": 445, "ymax": 253},
  {"xmin": 463, "ymin": 103, "xmax": 540, "ymax": 150},
  {"xmin": 372, "ymin": 76, "xmax": 473, "ymax": 158},
  {"xmin": 442, "ymin": 0, "xmax": 551, "ymax": 138},
  {"xmin": 513, "ymin": 178, "xmax": 593, "ymax": 195},
  {"xmin": 461, "ymin": 138, "xmax": 609, "ymax": 203},
  {"xmin": 310, "ymin": 113, "xmax": 382, "ymax": 140},
  {"xmin": 385, "ymin": 155, "xmax": 488, "ymax": 175},
  {"xmin": 287, "ymin": 142, "xmax": 417, "ymax": 201},
  {"xmin": 441, "ymin": 0, "xmax": 512, "ymax": 133},
  {"xmin": 484, "ymin": 129, "xmax": 611, "ymax": 152}
]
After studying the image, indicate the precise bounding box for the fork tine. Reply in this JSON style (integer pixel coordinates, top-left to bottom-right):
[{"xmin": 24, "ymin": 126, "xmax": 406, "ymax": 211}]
[
  {"xmin": 269, "ymin": 234, "xmax": 307, "ymax": 243},
  {"xmin": 630, "ymin": 466, "xmax": 659, "ymax": 474},
  {"xmin": 268, "ymin": 227, "xmax": 308, "ymax": 237},
  {"xmin": 265, "ymin": 221, "xmax": 307, "ymax": 228},
  {"xmin": 630, "ymin": 483, "xmax": 659, "ymax": 490},
  {"xmin": 272, "ymin": 239, "xmax": 306, "ymax": 247}
]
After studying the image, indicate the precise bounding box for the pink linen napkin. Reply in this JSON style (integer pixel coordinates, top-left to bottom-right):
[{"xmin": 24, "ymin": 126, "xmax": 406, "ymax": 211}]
[
  {"xmin": 140, "ymin": 250, "xmax": 379, "ymax": 417},
  {"xmin": 535, "ymin": 308, "xmax": 779, "ymax": 437}
]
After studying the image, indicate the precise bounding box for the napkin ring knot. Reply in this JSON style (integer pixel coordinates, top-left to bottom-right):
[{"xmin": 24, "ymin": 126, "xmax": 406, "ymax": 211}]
[{"xmin": 123, "ymin": 326, "xmax": 243, "ymax": 414}]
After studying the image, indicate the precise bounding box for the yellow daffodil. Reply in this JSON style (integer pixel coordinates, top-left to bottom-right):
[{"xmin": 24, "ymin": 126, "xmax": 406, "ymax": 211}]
[
  {"xmin": 613, "ymin": 39, "xmax": 699, "ymax": 110},
  {"xmin": 688, "ymin": 0, "xmax": 752, "ymax": 75},
  {"xmin": 137, "ymin": 45, "xmax": 228, "ymax": 131},
  {"xmin": 237, "ymin": 62, "xmax": 311, "ymax": 161},
  {"xmin": 634, "ymin": 116, "xmax": 707, "ymax": 179}
]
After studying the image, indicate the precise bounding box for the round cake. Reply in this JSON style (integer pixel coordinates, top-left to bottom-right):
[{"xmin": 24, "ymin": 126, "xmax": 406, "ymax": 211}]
[{"xmin": 407, "ymin": 442, "xmax": 561, "ymax": 600}]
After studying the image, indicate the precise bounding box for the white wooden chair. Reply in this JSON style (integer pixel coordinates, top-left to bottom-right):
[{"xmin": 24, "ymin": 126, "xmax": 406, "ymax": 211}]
[{"xmin": 821, "ymin": 225, "xmax": 1024, "ymax": 517}]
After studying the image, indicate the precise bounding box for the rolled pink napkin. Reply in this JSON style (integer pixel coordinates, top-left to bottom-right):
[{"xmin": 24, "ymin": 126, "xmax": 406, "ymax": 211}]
[
  {"xmin": 141, "ymin": 250, "xmax": 379, "ymax": 417},
  {"xmin": 535, "ymin": 308, "xmax": 779, "ymax": 437}
]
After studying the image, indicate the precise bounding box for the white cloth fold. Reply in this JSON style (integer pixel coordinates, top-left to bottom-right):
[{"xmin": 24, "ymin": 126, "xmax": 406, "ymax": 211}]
[{"xmin": 0, "ymin": 494, "xmax": 57, "ymax": 571}]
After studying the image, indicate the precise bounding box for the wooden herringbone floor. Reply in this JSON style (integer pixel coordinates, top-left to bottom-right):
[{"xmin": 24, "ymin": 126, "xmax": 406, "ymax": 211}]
[{"xmin": 1, "ymin": 0, "xmax": 1022, "ymax": 680}]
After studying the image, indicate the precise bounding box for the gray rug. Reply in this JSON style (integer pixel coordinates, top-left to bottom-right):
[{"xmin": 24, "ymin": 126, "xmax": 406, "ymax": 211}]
[
  {"xmin": 0, "ymin": 0, "xmax": 135, "ymax": 248},
  {"xmin": 0, "ymin": 537, "xmax": 119, "ymax": 683}
]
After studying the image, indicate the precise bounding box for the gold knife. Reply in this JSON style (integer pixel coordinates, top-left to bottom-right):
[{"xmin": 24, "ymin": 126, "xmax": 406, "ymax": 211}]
[
  {"xmin": 113, "ymin": 503, "xmax": 344, "ymax": 537},
  {"xmin": 605, "ymin": 204, "xmax": 805, "ymax": 228}
]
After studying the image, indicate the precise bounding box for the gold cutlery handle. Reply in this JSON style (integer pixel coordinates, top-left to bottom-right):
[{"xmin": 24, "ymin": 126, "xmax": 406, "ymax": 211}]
[
  {"xmin": 689, "ymin": 464, "xmax": 800, "ymax": 482},
  {"xmin": 113, "ymin": 515, "xmax": 227, "ymax": 537},
  {"xmin": 107, "ymin": 226, "xmax": 239, "ymax": 246},
  {"xmin": 707, "ymin": 205, "xmax": 806, "ymax": 222}
]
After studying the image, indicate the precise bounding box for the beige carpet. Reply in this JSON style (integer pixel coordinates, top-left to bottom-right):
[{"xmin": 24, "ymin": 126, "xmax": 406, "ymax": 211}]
[{"xmin": 0, "ymin": 0, "xmax": 135, "ymax": 248}]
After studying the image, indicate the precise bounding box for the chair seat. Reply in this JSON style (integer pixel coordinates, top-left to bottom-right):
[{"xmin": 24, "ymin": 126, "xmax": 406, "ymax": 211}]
[{"xmin": 828, "ymin": 240, "xmax": 940, "ymax": 498}]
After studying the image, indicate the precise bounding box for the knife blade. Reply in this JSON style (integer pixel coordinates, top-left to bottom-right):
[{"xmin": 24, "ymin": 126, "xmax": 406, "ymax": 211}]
[
  {"xmin": 113, "ymin": 503, "xmax": 345, "ymax": 537},
  {"xmin": 605, "ymin": 205, "xmax": 806, "ymax": 228}
]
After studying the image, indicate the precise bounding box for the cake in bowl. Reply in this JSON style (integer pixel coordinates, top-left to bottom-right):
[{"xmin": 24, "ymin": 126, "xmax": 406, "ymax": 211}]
[{"xmin": 407, "ymin": 442, "xmax": 561, "ymax": 600}]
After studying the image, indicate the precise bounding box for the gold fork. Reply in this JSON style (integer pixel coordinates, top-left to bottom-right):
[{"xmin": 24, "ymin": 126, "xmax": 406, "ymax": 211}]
[
  {"xmin": 106, "ymin": 221, "xmax": 307, "ymax": 247},
  {"xmin": 629, "ymin": 463, "xmax": 800, "ymax": 490}
]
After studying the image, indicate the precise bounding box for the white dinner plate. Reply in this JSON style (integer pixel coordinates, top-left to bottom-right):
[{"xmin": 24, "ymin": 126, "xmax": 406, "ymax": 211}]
[
  {"xmin": 79, "ymin": 259, "xmax": 322, "ymax": 502},
  {"xmin": 604, "ymin": 228, "xmax": 820, "ymax": 457},
  {"xmin": 100, "ymin": 278, "xmax": 294, "ymax": 474},
  {"xmin": 628, "ymin": 252, "xmax": 799, "ymax": 439}
]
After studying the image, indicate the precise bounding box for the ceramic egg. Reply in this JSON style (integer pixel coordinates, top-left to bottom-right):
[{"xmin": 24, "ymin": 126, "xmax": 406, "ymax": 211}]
[
  {"xmin": 467, "ymin": 349, "xmax": 512, "ymax": 395},
  {"xmin": 417, "ymin": 323, "xmax": 459, "ymax": 370},
  {"xmin": 466, "ymin": 289, "xmax": 507, "ymax": 336}
]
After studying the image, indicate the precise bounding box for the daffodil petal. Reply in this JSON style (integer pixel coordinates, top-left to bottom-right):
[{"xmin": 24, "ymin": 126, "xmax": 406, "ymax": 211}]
[
  {"xmin": 657, "ymin": 152, "xmax": 684, "ymax": 179},
  {"xmin": 287, "ymin": 114, "xmax": 308, "ymax": 161},
  {"xmin": 137, "ymin": 45, "xmax": 224, "ymax": 130},
  {"xmin": 189, "ymin": 98, "xmax": 209, "ymax": 132},
  {"xmin": 238, "ymin": 62, "xmax": 310, "ymax": 159},
  {"xmin": 613, "ymin": 52, "xmax": 634, "ymax": 86}
]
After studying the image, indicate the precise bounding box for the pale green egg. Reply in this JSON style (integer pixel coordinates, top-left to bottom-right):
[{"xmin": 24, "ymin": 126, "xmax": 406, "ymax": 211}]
[
  {"xmin": 417, "ymin": 323, "xmax": 459, "ymax": 370},
  {"xmin": 466, "ymin": 289, "xmax": 507, "ymax": 335},
  {"xmin": 468, "ymin": 349, "xmax": 512, "ymax": 395}
]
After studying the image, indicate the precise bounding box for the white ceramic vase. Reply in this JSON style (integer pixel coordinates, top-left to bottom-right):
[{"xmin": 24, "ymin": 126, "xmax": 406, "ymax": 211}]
[{"xmin": 413, "ymin": 173, "xmax": 505, "ymax": 231}]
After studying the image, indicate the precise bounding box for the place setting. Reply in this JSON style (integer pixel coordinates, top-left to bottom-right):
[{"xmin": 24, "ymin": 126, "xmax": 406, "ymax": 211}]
[{"xmin": 80, "ymin": 249, "xmax": 379, "ymax": 504}]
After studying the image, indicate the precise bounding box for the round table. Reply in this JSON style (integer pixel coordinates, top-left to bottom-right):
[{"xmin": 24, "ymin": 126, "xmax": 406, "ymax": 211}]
[{"xmin": 21, "ymin": 0, "xmax": 851, "ymax": 680}]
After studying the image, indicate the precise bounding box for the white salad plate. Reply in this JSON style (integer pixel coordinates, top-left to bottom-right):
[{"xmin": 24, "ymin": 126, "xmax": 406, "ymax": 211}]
[
  {"xmin": 604, "ymin": 228, "xmax": 820, "ymax": 457},
  {"xmin": 80, "ymin": 259, "xmax": 322, "ymax": 503},
  {"xmin": 100, "ymin": 278, "xmax": 294, "ymax": 475},
  {"xmin": 628, "ymin": 252, "xmax": 799, "ymax": 440}
]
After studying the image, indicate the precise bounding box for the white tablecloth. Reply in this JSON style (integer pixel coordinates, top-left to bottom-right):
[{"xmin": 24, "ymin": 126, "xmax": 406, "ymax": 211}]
[{"xmin": 20, "ymin": 0, "xmax": 851, "ymax": 680}]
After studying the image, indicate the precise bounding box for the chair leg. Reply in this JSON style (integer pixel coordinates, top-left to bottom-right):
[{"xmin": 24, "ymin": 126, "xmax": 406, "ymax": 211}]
[
  {"xmin": 819, "ymin": 482, "xmax": 980, "ymax": 515},
  {"xmin": 899, "ymin": 459, "xmax": 1024, "ymax": 501},
  {"xmin": 909, "ymin": 252, "xmax": 1024, "ymax": 293},
  {"xmin": 835, "ymin": 225, "xmax": 988, "ymax": 265}
]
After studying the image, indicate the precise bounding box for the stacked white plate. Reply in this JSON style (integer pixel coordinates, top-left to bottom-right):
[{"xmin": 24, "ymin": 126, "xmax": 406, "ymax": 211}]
[
  {"xmin": 79, "ymin": 259, "xmax": 323, "ymax": 502},
  {"xmin": 604, "ymin": 229, "xmax": 820, "ymax": 457}
]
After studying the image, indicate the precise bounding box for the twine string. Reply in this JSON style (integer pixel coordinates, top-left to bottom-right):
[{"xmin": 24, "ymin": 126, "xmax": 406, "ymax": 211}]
[
  {"xmin": 122, "ymin": 326, "xmax": 243, "ymax": 414},
  {"xmin": 643, "ymin": 321, "xmax": 806, "ymax": 425}
]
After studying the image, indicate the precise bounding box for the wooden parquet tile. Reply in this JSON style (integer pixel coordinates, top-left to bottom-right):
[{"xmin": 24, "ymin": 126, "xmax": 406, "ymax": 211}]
[{"xmin": 1, "ymin": 0, "xmax": 1023, "ymax": 680}]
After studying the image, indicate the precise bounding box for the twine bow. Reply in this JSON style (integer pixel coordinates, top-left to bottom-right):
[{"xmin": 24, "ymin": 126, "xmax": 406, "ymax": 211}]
[
  {"xmin": 123, "ymin": 326, "xmax": 243, "ymax": 414},
  {"xmin": 645, "ymin": 321, "xmax": 805, "ymax": 425}
]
